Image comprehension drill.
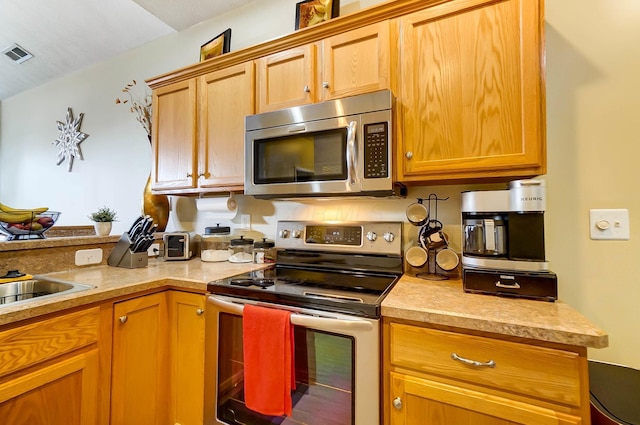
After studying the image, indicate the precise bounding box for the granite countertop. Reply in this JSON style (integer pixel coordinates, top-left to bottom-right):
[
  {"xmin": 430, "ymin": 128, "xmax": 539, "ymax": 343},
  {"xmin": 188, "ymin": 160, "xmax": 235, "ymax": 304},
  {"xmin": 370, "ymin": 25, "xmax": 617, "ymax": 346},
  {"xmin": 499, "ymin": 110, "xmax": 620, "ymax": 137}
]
[
  {"xmin": 383, "ymin": 274, "xmax": 608, "ymax": 349},
  {"xmin": 0, "ymin": 259, "xmax": 608, "ymax": 350},
  {"xmin": 0, "ymin": 258, "xmax": 269, "ymax": 327}
]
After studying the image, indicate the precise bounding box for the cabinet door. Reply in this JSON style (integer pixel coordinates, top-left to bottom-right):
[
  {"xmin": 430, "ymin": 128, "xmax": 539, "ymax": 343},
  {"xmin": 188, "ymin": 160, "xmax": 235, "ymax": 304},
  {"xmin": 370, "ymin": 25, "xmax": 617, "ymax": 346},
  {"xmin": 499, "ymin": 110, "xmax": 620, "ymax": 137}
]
[
  {"xmin": 390, "ymin": 373, "xmax": 581, "ymax": 425},
  {"xmin": 397, "ymin": 0, "xmax": 545, "ymax": 182},
  {"xmin": 152, "ymin": 79, "xmax": 198, "ymax": 190},
  {"xmin": 198, "ymin": 62, "xmax": 255, "ymax": 190},
  {"xmin": 111, "ymin": 292, "xmax": 168, "ymax": 425},
  {"xmin": 0, "ymin": 350, "xmax": 99, "ymax": 425},
  {"xmin": 256, "ymin": 44, "xmax": 318, "ymax": 112},
  {"xmin": 321, "ymin": 20, "xmax": 391, "ymax": 100},
  {"xmin": 167, "ymin": 291, "xmax": 206, "ymax": 425}
]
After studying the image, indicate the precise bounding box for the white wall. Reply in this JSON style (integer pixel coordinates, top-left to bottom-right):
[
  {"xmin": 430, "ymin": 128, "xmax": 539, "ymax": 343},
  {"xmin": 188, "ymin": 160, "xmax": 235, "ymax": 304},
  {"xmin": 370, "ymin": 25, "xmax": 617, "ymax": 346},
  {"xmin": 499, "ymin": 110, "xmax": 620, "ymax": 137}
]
[{"xmin": 1, "ymin": 0, "xmax": 639, "ymax": 369}]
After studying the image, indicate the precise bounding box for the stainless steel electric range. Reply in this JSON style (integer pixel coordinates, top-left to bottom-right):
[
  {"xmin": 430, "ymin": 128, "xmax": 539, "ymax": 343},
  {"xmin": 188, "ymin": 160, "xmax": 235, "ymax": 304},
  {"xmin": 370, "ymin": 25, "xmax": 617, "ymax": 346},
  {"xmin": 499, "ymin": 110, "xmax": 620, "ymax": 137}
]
[{"xmin": 205, "ymin": 220, "xmax": 403, "ymax": 425}]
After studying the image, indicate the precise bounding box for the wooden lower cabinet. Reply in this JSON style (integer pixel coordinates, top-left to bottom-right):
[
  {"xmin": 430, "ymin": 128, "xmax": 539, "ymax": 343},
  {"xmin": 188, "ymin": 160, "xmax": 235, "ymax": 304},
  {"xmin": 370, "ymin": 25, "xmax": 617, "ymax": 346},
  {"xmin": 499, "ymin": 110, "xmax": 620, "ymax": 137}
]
[
  {"xmin": 384, "ymin": 320, "xmax": 590, "ymax": 425},
  {"xmin": 111, "ymin": 291, "xmax": 169, "ymax": 425},
  {"xmin": 0, "ymin": 307, "xmax": 101, "ymax": 425},
  {"xmin": 110, "ymin": 290, "xmax": 206, "ymax": 425},
  {"xmin": 168, "ymin": 291, "xmax": 206, "ymax": 425}
]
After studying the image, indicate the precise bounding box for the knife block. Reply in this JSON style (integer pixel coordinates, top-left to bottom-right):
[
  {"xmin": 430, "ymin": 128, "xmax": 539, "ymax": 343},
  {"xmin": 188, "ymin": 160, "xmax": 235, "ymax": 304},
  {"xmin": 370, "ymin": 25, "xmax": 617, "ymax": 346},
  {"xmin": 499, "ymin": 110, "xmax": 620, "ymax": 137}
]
[{"xmin": 108, "ymin": 232, "xmax": 148, "ymax": 268}]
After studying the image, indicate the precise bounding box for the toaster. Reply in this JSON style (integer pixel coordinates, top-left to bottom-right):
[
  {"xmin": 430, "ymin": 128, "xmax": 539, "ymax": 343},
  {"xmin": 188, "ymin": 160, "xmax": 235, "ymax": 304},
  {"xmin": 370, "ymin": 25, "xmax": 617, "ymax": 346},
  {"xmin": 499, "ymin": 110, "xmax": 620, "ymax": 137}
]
[{"xmin": 163, "ymin": 232, "xmax": 193, "ymax": 260}]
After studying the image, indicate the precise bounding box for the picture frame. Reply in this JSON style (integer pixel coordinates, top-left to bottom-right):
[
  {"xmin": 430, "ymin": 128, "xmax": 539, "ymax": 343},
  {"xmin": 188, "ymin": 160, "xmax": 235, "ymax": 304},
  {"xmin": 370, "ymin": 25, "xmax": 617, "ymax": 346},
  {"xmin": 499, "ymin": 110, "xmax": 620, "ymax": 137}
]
[
  {"xmin": 295, "ymin": 0, "xmax": 340, "ymax": 30},
  {"xmin": 200, "ymin": 28, "xmax": 231, "ymax": 62}
]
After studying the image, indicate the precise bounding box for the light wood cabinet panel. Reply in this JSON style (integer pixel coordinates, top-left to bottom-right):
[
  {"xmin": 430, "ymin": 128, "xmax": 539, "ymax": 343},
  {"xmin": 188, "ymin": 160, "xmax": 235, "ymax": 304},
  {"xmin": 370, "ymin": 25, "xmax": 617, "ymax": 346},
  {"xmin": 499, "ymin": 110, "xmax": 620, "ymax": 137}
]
[
  {"xmin": 0, "ymin": 307, "xmax": 99, "ymax": 378},
  {"xmin": 167, "ymin": 291, "xmax": 206, "ymax": 425},
  {"xmin": 111, "ymin": 292, "xmax": 169, "ymax": 425},
  {"xmin": 390, "ymin": 323, "xmax": 582, "ymax": 406},
  {"xmin": 256, "ymin": 21, "xmax": 391, "ymax": 112},
  {"xmin": 256, "ymin": 44, "xmax": 318, "ymax": 112},
  {"xmin": 198, "ymin": 62, "xmax": 255, "ymax": 190},
  {"xmin": 390, "ymin": 373, "xmax": 581, "ymax": 425},
  {"xmin": 396, "ymin": 0, "xmax": 545, "ymax": 182},
  {"xmin": 384, "ymin": 320, "xmax": 590, "ymax": 425},
  {"xmin": 0, "ymin": 350, "xmax": 100, "ymax": 425},
  {"xmin": 321, "ymin": 20, "xmax": 391, "ymax": 100},
  {"xmin": 151, "ymin": 79, "xmax": 197, "ymax": 190}
]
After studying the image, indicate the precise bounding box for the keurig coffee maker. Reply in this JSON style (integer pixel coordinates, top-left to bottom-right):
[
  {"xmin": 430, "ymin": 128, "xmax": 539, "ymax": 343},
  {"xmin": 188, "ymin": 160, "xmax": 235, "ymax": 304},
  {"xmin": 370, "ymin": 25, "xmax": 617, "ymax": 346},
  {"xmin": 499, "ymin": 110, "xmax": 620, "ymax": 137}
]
[{"xmin": 461, "ymin": 179, "xmax": 557, "ymax": 301}]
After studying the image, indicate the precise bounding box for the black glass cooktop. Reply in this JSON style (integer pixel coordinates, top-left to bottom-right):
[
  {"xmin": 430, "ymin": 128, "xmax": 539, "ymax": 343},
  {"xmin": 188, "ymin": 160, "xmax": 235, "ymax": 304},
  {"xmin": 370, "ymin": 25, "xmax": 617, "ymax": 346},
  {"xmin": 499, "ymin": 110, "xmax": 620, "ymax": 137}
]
[{"xmin": 208, "ymin": 250, "xmax": 402, "ymax": 318}]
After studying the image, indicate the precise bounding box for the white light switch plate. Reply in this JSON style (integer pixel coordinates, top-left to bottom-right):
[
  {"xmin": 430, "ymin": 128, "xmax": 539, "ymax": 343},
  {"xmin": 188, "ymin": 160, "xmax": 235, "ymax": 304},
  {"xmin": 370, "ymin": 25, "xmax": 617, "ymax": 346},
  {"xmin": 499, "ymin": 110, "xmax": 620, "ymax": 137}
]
[{"xmin": 589, "ymin": 209, "xmax": 630, "ymax": 240}]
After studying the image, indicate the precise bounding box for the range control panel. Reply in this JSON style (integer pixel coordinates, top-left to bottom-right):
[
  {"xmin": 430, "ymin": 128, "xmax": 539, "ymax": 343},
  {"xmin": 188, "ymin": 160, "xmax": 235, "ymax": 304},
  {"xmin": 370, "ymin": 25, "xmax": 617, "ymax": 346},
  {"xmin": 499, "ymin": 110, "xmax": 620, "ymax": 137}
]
[{"xmin": 276, "ymin": 221, "xmax": 402, "ymax": 256}]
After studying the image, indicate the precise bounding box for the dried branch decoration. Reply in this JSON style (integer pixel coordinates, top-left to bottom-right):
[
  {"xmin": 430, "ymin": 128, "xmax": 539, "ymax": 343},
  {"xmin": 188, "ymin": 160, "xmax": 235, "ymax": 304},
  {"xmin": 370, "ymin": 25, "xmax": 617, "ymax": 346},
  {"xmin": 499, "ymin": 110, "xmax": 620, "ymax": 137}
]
[{"xmin": 116, "ymin": 80, "xmax": 152, "ymax": 137}]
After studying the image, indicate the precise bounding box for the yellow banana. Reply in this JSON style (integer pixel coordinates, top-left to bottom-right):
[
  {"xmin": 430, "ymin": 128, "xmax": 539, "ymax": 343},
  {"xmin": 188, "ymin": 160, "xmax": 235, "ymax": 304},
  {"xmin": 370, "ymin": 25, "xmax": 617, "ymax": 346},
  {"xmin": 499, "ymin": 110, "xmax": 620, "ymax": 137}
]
[
  {"xmin": 0, "ymin": 211, "xmax": 35, "ymax": 224},
  {"xmin": 0, "ymin": 202, "xmax": 48, "ymax": 214}
]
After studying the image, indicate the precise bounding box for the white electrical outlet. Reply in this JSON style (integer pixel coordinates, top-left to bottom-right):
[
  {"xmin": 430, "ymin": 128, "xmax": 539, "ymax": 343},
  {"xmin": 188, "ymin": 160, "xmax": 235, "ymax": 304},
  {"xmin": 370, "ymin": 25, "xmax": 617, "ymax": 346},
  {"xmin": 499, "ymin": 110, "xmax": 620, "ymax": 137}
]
[
  {"xmin": 590, "ymin": 209, "xmax": 630, "ymax": 240},
  {"xmin": 147, "ymin": 243, "xmax": 160, "ymax": 257},
  {"xmin": 75, "ymin": 248, "xmax": 103, "ymax": 266},
  {"xmin": 240, "ymin": 214, "xmax": 251, "ymax": 229}
]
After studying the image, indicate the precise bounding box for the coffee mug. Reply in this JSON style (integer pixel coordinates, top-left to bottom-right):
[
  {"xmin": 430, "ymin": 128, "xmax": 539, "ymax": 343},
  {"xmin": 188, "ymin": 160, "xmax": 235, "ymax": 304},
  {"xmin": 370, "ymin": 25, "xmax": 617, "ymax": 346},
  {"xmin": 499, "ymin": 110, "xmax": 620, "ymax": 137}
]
[
  {"xmin": 436, "ymin": 248, "xmax": 459, "ymax": 271},
  {"xmin": 406, "ymin": 200, "xmax": 428, "ymax": 226},
  {"xmin": 419, "ymin": 223, "xmax": 447, "ymax": 251},
  {"xmin": 406, "ymin": 246, "xmax": 428, "ymax": 267}
]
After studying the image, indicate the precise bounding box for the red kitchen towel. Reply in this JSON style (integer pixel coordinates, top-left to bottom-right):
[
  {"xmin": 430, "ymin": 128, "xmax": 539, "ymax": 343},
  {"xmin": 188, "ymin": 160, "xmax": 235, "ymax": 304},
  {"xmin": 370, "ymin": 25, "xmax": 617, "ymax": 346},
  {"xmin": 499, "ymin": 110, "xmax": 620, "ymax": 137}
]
[{"xmin": 243, "ymin": 304, "xmax": 295, "ymax": 416}]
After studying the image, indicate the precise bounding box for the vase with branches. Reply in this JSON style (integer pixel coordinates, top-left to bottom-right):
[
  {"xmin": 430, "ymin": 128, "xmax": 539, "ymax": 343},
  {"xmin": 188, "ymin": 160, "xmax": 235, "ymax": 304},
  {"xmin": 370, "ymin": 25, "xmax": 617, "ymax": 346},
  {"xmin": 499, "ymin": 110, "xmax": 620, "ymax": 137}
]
[{"xmin": 116, "ymin": 80, "xmax": 169, "ymax": 232}]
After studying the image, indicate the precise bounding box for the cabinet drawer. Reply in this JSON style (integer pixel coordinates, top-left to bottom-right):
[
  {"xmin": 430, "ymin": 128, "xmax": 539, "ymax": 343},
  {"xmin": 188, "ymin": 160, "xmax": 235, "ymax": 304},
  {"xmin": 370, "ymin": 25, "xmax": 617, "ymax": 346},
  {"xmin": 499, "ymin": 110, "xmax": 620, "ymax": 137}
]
[
  {"xmin": 390, "ymin": 323, "xmax": 583, "ymax": 406},
  {"xmin": 0, "ymin": 307, "xmax": 99, "ymax": 378}
]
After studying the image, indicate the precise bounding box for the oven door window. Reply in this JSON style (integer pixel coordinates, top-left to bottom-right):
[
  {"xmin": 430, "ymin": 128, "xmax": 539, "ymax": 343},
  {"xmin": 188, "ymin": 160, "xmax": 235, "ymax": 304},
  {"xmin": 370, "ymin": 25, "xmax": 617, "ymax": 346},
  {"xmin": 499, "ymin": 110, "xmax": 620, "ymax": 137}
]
[
  {"xmin": 217, "ymin": 313, "xmax": 355, "ymax": 425},
  {"xmin": 253, "ymin": 128, "xmax": 348, "ymax": 185}
]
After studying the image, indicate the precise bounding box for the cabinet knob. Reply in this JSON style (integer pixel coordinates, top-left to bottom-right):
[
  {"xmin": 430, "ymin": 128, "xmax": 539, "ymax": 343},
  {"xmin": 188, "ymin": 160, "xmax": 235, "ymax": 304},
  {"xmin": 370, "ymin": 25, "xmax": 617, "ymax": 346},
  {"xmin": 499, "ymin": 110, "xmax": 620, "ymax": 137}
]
[
  {"xmin": 198, "ymin": 173, "xmax": 206, "ymax": 178},
  {"xmin": 186, "ymin": 173, "xmax": 193, "ymax": 178},
  {"xmin": 393, "ymin": 397, "xmax": 402, "ymax": 410},
  {"xmin": 405, "ymin": 151, "xmax": 413, "ymax": 159},
  {"xmin": 303, "ymin": 85, "xmax": 311, "ymax": 93},
  {"xmin": 196, "ymin": 308, "xmax": 205, "ymax": 316},
  {"xmin": 322, "ymin": 81, "xmax": 330, "ymax": 89},
  {"xmin": 119, "ymin": 315, "xmax": 128, "ymax": 324}
]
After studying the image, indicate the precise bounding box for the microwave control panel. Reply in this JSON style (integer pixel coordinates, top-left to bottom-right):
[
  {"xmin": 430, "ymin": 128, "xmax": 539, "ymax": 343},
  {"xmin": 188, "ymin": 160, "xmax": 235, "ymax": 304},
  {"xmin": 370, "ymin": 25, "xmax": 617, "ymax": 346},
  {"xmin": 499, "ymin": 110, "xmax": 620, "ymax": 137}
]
[{"xmin": 363, "ymin": 122, "xmax": 389, "ymax": 179}]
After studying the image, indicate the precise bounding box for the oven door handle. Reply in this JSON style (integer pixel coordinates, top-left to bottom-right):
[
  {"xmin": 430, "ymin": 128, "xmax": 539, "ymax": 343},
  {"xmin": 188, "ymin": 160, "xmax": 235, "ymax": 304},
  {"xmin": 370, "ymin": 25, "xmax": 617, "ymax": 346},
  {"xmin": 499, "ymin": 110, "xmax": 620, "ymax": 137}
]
[{"xmin": 208, "ymin": 295, "xmax": 374, "ymax": 332}]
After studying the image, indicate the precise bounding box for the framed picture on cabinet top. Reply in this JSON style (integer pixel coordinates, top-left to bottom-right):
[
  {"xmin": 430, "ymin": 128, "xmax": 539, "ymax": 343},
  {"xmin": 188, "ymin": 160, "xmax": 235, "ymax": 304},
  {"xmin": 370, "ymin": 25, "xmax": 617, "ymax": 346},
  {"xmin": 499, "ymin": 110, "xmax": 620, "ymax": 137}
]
[
  {"xmin": 200, "ymin": 28, "xmax": 231, "ymax": 62},
  {"xmin": 295, "ymin": 0, "xmax": 340, "ymax": 30}
]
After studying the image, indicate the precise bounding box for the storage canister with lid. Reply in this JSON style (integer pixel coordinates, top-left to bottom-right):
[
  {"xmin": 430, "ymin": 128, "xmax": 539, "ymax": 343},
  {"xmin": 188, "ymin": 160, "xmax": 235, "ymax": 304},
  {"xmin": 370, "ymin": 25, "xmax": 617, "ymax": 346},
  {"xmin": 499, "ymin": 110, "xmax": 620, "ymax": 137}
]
[
  {"xmin": 201, "ymin": 224, "xmax": 232, "ymax": 262},
  {"xmin": 229, "ymin": 235, "xmax": 254, "ymax": 263},
  {"xmin": 253, "ymin": 238, "xmax": 275, "ymax": 264}
]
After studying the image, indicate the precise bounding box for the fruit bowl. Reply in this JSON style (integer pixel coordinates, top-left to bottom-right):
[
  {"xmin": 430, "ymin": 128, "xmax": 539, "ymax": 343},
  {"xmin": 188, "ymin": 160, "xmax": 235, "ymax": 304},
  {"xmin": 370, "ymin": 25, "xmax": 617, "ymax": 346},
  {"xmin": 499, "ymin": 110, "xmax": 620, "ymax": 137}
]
[{"xmin": 0, "ymin": 211, "xmax": 61, "ymax": 241}]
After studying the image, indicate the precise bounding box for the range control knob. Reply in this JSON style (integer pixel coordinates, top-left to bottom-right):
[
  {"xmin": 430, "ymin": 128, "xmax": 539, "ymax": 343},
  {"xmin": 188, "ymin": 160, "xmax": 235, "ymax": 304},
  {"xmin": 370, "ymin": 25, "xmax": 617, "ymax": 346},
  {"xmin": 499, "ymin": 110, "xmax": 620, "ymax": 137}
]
[
  {"xmin": 279, "ymin": 229, "xmax": 290, "ymax": 238},
  {"xmin": 292, "ymin": 230, "xmax": 302, "ymax": 238},
  {"xmin": 366, "ymin": 231, "xmax": 377, "ymax": 241},
  {"xmin": 383, "ymin": 232, "xmax": 395, "ymax": 243}
]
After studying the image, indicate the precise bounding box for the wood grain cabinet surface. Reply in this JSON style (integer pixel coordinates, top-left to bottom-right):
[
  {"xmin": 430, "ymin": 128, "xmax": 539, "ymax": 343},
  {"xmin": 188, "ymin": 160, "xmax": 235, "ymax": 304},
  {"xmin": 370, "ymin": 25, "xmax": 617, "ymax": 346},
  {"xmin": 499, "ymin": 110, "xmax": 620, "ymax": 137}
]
[
  {"xmin": 0, "ymin": 308, "xmax": 101, "ymax": 425},
  {"xmin": 152, "ymin": 64, "xmax": 253, "ymax": 193},
  {"xmin": 395, "ymin": 0, "xmax": 546, "ymax": 183},
  {"xmin": 256, "ymin": 20, "xmax": 391, "ymax": 113},
  {"xmin": 384, "ymin": 321, "xmax": 590, "ymax": 425}
]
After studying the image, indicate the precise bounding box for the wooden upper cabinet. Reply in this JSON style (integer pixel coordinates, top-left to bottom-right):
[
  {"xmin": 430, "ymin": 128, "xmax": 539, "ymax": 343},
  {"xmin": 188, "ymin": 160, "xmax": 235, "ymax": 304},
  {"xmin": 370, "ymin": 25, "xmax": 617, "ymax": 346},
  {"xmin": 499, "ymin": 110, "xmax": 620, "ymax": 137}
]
[
  {"xmin": 151, "ymin": 79, "xmax": 197, "ymax": 190},
  {"xmin": 198, "ymin": 62, "xmax": 255, "ymax": 190},
  {"xmin": 256, "ymin": 44, "xmax": 318, "ymax": 112},
  {"xmin": 256, "ymin": 20, "xmax": 391, "ymax": 112},
  {"xmin": 396, "ymin": 0, "xmax": 545, "ymax": 183},
  {"xmin": 321, "ymin": 20, "xmax": 391, "ymax": 100}
]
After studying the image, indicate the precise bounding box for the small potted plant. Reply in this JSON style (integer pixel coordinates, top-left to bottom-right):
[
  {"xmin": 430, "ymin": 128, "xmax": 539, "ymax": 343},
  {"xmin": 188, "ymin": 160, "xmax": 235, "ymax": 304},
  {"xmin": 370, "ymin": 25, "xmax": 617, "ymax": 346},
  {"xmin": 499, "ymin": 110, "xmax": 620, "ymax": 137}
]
[{"xmin": 88, "ymin": 206, "xmax": 118, "ymax": 236}]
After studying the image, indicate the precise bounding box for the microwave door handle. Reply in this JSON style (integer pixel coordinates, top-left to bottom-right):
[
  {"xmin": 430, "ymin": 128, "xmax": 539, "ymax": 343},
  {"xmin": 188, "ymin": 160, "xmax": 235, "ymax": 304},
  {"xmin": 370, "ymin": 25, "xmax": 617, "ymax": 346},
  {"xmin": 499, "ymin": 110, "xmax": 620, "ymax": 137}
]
[
  {"xmin": 208, "ymin": 295, "xmax": 373, "ymax": 332},
  {"xmin": 346, "ymin": 121, "xmax": 357, "ymax": 185}
]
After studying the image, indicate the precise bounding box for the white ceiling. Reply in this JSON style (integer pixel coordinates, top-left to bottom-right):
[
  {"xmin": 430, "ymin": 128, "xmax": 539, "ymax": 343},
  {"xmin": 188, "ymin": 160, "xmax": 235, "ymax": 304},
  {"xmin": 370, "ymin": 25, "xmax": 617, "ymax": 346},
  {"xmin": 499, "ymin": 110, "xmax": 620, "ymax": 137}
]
[{"xmin": 0, "ymin": 0, "xmax": 253, "ymax": 101}]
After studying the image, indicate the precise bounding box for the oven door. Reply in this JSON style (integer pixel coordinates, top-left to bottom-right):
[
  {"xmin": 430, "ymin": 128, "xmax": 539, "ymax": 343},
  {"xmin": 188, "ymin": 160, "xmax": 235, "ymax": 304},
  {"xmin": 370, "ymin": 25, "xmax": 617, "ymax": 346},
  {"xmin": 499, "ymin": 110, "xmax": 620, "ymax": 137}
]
[{"xmin": 204, "ymin": 295, "xmax": 380, "ymax": 425}]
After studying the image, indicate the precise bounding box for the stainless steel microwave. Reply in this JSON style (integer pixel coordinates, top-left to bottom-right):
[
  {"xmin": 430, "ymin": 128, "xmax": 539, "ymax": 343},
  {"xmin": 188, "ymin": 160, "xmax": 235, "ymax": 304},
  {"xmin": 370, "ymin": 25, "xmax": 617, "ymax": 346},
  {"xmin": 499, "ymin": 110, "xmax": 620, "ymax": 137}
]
[{"xmin": 244, "ymin": 90, "xmax": 404, "ymax": 198}]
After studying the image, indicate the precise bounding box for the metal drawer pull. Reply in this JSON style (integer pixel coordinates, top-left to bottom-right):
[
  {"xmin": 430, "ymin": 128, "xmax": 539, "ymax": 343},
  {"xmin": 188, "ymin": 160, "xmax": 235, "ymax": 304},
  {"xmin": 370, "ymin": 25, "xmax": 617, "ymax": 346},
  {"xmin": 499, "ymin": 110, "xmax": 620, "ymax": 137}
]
[
  {"xmin": 196, "ymin": 308, "xmax": 205, "ymax": 316},
  {"xmin": 451, "ymin": 352, "xmax": 496, "ymax": 368},
  {"xmin": 119, "ymin": 315, "xmax": 128, "ymax": 324}
]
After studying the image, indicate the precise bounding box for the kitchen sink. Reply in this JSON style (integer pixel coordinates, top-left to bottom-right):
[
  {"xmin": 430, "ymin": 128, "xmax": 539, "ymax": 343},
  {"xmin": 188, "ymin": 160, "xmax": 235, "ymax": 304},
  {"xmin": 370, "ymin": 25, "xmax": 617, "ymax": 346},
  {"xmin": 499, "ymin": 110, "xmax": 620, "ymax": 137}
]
[{"xmin": 0, "ymin": 278, "xmax": 94, "ymax": 307}]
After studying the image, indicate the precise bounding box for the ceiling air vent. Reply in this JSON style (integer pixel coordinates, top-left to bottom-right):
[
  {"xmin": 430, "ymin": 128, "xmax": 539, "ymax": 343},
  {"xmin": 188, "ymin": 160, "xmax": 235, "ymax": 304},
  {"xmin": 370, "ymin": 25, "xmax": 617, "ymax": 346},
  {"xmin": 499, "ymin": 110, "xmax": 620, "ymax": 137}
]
[{"xmin": 2, "ymin": 44, "xmax": 33, "ymax": 64}]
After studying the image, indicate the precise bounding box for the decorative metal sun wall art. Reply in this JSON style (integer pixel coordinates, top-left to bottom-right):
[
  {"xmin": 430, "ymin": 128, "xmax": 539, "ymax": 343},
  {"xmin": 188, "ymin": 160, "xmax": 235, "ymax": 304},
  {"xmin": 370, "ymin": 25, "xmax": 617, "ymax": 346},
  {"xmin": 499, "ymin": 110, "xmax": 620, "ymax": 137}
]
[{"xmin": 53, "ymin": 107, "xmax": 89, "ymax": 172}]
